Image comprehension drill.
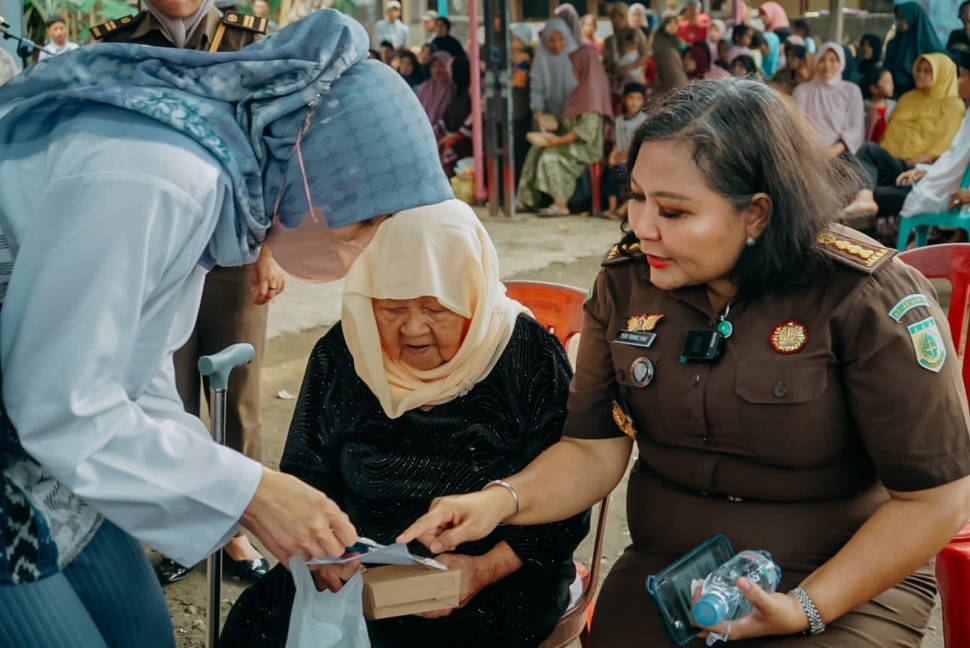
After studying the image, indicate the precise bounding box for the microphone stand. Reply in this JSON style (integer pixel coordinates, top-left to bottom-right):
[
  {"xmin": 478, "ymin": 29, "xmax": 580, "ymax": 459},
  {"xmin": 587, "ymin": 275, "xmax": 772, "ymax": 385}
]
[{"xmin": 0, "ymin": 21, "xmax": 54, "ymax": 68}]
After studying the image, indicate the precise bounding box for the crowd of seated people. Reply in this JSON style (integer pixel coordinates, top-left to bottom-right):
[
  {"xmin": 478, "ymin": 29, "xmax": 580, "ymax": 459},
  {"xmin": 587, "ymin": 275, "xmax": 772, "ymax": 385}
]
[{"xmin": 374, "ymin": 0, "xmax": 969, "ymax": 238}]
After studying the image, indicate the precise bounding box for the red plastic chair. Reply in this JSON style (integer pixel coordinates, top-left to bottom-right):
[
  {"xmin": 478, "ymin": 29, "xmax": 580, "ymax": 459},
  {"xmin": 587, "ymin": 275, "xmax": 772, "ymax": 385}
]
[
  {"xmin": 503, "ymin": 280, "xmax": 609, "ymax": 648},
  {"xmin": 898, "ymin": 244, "xmax": 970, "ymax": 648}
]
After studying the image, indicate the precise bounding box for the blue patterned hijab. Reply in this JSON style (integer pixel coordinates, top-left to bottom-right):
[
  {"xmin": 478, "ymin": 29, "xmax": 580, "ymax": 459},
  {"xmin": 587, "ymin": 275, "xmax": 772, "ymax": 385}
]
[{"xmin": 0, "ymin": 10, "xmax": 452, "ymax": 269}]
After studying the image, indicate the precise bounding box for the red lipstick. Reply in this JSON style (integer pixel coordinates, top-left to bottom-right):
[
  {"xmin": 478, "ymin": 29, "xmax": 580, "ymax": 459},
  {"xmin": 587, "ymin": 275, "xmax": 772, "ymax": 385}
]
[{"xmin": 646, "ymin": 255, "xmax": 671, "ymax": 269}]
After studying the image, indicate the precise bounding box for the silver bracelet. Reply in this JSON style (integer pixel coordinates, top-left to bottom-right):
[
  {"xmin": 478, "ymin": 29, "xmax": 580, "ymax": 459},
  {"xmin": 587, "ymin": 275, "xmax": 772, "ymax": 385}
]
[
  {"xmin": 788, "ymin": 587, "xmax": 826, "ymax": 635},
  {"xmin": 482, "ymin": 479, "xmax": 519, "ymax": 526}
]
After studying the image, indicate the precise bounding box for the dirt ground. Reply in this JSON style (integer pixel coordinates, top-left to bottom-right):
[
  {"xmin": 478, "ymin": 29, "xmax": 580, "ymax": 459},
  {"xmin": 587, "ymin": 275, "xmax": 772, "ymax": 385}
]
[{"xmin": 162, "ymin": 254, "xmax": 945, "ymax": 648}]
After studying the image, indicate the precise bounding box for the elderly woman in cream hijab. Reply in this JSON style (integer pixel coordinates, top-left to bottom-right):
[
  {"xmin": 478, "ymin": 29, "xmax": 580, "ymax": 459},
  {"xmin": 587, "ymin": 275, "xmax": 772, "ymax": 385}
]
[{"xmin": 221, "ymin": 200, "xmax": 590, "ymax": 648}]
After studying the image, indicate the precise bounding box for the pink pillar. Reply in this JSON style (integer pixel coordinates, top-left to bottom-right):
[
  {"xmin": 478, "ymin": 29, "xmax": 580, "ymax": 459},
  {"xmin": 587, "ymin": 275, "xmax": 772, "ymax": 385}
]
[{"xmin": 468, "ymin": 0, "xmax": 486, "ymax": 202}]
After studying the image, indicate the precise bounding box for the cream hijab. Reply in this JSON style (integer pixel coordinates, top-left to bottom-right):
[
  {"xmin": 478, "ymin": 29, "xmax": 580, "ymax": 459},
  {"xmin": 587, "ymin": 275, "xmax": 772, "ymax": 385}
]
[{"xmin": 342, "ymin": 200, "xmax": 529, "ymax": 419}]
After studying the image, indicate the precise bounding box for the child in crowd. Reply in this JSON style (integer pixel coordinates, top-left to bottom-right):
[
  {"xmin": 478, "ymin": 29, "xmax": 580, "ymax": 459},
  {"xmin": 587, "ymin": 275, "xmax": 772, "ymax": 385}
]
[
  {"xmin": 38, "ymin": 15, "xmax": 78, "ymax": 60},
  {"xmin": 603, "ymin": 83, "xmax": 647, "ymax": 220},
  {"xmin": 792, "ymin": 18, "xmax": 817, "ymax": 53},
  {"xmin": 863, "ymin": 66, "xmax": 896, "ymax": 143},
  {"xmin": 619, "ymin": 30, "xmax": 647, "ymax": 84}
]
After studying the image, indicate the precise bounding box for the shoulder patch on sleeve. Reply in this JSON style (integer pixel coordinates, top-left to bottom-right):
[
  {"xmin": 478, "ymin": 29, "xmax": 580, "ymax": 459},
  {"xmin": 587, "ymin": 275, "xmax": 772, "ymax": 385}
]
[
  {"xmin": 89, "ymin": 12, "xmax": 139, "ymax": 39},
  {"xmin": 817, "ymin": 224, "xmax": 895, "ymax": 274},
  {"xmin": 601, "ymin": 241, "xmax": 644, "ymax": 267},
  {"xmin": 222, "ymin": 11, "xmax": 268, "ymax": 34}
]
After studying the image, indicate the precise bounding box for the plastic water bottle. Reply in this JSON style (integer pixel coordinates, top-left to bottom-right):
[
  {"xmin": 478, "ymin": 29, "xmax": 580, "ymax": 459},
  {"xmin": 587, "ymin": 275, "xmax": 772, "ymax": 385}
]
[{"xmin": 692, "ymin": 550, "xmax": 782, "ymax": 630}]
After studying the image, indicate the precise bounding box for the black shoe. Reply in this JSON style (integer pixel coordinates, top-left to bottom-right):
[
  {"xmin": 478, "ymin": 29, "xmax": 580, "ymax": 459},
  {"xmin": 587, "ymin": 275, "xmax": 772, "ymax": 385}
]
[
  {"xmin": 223, "ymin": 551, "xmax": 269, "ymax": 583},
  {"xmin": 157, "ymin": 558, "xmax": 194, "ymax": 585}
]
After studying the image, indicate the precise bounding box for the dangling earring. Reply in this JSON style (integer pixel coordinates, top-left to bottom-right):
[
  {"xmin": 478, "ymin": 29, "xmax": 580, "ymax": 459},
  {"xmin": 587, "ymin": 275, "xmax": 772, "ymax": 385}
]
[{"xmin": 745, "ymin": 236, "xmax": 757, "ymax": 247}]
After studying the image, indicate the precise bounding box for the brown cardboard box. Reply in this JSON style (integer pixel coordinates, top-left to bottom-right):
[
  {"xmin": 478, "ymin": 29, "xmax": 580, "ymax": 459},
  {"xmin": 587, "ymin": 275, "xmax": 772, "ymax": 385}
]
[{"xmin": 362, "ymin": 564, "xmax": 461, "ymax": 619}]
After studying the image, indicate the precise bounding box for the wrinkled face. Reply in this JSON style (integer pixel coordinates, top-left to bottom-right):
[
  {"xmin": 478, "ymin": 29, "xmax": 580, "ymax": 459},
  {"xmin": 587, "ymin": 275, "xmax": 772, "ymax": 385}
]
[
  {"xmin": 253, "ymin": 0, "xmax": 269, "ymax": 17},
  {"xmin": 430, "ymin": 57, "xmax": 449, "ymax": 80},
  {"xmin": 623, "ymin": 91, "xmax": 645, "ymax": 114},
  {"xmin": 47, "ymin": 22, "xmax": 67, "ymax": 45},
  {"xmin": 435, "ymin": 19, "xmax": 448, "ymax": 36},
  {"xmin": 373, "ymin": 297, "xmax": 467, "ymax": 370},
  {"xmin": 147, "ymin": 0, "xmax": 203, "ymax": 19},
  {"xmin": 874, "ymin": 69, "xmax": 894, "ymax": 97},
  {"xmin": 627, "ymin": 141, "xmax": 753, "ymax": 293},
  {"xmin": 398, "ymin": 55, "xmax": 413, "ymax": 76},
  {"xmin": 860, "ymin": 39, "xmax": 873, "ymax": 60},
  {"xmin": 546, "ymin": 30, "xmax": 566, "ymax": 55},
  {"xmin": 914, "ymin": 58, "xmax": 933, "ymax": 90},
  {"xmin": 960, "ymin": 67, "xmax": 970, "ymax": 99},
  {"xmin": 815, "ymin": 49, "xmax": 840, "ymax": 81}
]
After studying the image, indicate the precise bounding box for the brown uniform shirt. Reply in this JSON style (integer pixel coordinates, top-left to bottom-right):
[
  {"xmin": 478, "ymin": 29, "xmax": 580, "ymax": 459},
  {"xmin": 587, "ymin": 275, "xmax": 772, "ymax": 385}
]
[
  {"xmin": 91, "ymin": 7, "xmax": 260, "ymax": 52},
  {"xmin": 565, "ymin": 226, "xmax": 970, "ymax": 503}
]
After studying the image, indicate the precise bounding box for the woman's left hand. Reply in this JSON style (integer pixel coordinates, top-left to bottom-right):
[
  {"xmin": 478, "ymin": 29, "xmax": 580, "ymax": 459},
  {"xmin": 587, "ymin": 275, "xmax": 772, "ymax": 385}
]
[
  {"xmin": 696, "ymin": 578, "xmax": 809, "ymax": 642},
  {"xmin": 252, "ymin": 244, "xmax": 287, "ymax": 305},
  {"xmin": 417, "ymin": 553, "xmax": 488, "ymax": 618}
]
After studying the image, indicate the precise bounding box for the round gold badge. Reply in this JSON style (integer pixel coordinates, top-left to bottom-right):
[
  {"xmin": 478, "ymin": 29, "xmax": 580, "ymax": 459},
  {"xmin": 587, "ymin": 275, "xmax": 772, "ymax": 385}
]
[{"xmin": 770, "ymin": 321, "xmax": 808, "ymax": 354}]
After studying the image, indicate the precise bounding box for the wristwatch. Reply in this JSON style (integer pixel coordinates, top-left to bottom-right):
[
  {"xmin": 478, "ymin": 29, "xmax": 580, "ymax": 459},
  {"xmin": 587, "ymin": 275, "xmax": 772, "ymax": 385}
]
[{"xmin": 788, "ymin": 587, "xmax": 826, "ymax": 635}]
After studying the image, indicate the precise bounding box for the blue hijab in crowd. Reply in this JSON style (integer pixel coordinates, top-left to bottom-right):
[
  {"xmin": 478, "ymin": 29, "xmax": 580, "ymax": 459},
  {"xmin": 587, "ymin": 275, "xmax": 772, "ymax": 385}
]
[{"xmin": 0, "ymin": 10, "xmax": 452, "ymax": 269}]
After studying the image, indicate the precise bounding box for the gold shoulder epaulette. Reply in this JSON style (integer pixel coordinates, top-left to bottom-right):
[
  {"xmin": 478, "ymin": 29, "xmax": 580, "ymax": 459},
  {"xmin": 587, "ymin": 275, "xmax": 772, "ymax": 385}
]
[
  {"xmin": 602, "ymin": 241, "xmax": 643, "ymax": 266},
  {"xmin": 817, "ymin": 224, "xmax": 895, "ymax": 274},
  {"xmin": 222, "ymin": 10, "xmax": 268, "ymax": 34},
  {"xmin": 89, "ymin": 12, "xmax": 139, "ymax": 39}
]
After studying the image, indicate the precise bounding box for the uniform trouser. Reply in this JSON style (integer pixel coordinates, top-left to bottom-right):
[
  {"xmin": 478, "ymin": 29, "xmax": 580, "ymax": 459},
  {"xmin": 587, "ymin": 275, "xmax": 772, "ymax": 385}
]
[
  {"xmin": 0, "ymin": 521, "xmax": 174, "ymax": 648},
  {"xmin": 174, "ymin": 264, "xmax": 267, "ymax": 462}
]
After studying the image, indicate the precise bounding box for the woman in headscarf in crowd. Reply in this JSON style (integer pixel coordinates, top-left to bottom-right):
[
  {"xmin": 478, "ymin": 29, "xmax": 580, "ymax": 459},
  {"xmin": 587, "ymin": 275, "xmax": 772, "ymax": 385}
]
[
  {"xmin": 605, "ymin": 2, "xmax": 650, "ymax": 102},
  {"xmin": 730, "ymin": 53, "xmax": 762, "ymax": 77},
  {"xmin": 848, "ymin": 53, "xmax": 966, "ymax": 216},
  {"xmin": 842, "ymin": 44, "xmax": 862, "ymax": 84},
  {"xmin": 628, "ymin": 2, "xmax": 654, "ymax": 37},
  {"xmin": 0, "ymin": 10, "xmax": 456, "ymax": 645},
  {"xmin": 581, "ymin": 13, "xmax": 604, "ymax": 56},
  {"xmin": 221, "ymin": 201, "xmax": 590, "ymax": 648},
  {"xmin": 511, "ymin": 24, "xmax": 535, "ymax": 181},
  {"xmin": 756, "ymin": 30, "xmax": 782, "ymax": 77},
  {"xmin": 418, "ymin": 51, "xmax": 456, "ymax": 126},
  {"xmin": 792, "ymin": 42, "xmax": 865, "ymax": 159},
  {"xmin": 519, "ymin": 44, "xmax": 611, "ymax": 216},
  {"xmin": 555, "ymin": 3, "xmax": 584, "ymax": 46},
  {"xmin": 682, "ymin": 41, "xmax": 730, "ymax": 79},
  {"xmin": 677, "ymin": 0, "xmax": 709, "ymax": 45},
  {"xmin": 653, "ymin": 14, "xmax": 689, "ymax": 93},
  {"xmin": 884, "ymin": 2, "xmax": 945, "ymax": 97},
  {"xmin": 707, "ymin": 18, "xmax": 726, "ymax": 60},
  {"xmin": 436, "ymin": 56, "xmax": 473, "ymax": 178},
  {"xmin": 758, "ymin": 1, "xmax": 792, "ymax": 41},
  {"xmin": 858, "ymin": 32, "xmax": 884, "ymax": 96},
  {"xmin": 397, "ymin": 49, "xmax": 425, "ymax": 91},
  {"xmin": 529, "ymin": 19, "xmax": 579, "ymax": 123}
]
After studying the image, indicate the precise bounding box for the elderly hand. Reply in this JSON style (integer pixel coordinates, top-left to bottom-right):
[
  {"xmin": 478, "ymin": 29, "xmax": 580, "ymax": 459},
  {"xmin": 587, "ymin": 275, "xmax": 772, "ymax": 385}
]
[
  {"xmin": 695, "ymin": 578, "xmax": 809, "ymax": 642},
  {"xmin": 310, "ymin": 556, "xmax": 363, "ymax": 592},
  {"xmin": 242, "ymin": 467, "xmax": 357, "ymax": 565},
  {"xmin": 948, "ymin": 189, "xmax": 970, "ymax": 211},
  {"xmin": 896, "ymin": 168, "xmax": 927, "ymax": 186},
  {"xmin": 417, "ymin": 553, "xmax": 488, "ymax": 618},
  {"xmin": 252, "ymin": 244, "xmax": 286, "ymax": 305}
]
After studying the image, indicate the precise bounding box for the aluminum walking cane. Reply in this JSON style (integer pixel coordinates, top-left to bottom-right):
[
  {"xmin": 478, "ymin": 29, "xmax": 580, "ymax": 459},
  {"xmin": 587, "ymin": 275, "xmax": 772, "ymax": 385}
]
[{"xmin": 198, "ymin": 342, "xmax": 256, "ymax": 648}]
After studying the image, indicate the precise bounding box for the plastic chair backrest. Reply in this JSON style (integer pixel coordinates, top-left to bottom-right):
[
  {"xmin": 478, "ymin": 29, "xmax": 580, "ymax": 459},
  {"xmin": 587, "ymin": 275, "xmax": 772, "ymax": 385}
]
[{"xmin": 504, "ymin": 280, "xmax": 588, "ymax": 349}]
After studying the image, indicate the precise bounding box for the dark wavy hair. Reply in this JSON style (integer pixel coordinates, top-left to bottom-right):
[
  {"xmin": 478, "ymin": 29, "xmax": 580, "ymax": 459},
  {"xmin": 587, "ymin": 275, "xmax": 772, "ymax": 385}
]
[{"xmin": 622, "ymin": 78, "xmax": 860, "ymax": 297}]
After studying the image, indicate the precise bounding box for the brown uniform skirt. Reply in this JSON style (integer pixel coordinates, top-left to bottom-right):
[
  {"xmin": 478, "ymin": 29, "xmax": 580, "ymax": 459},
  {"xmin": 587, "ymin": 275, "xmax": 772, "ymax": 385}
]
[{"xmin": 588, "ymin": 463, "xmax": 937, "ymax": 647}]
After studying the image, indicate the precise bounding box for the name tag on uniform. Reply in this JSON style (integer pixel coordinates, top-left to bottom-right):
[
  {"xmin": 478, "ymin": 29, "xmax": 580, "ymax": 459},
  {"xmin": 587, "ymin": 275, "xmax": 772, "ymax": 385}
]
[{"xmin": 614, "ymin": 330, "xmax": 657, "ymax": 348}]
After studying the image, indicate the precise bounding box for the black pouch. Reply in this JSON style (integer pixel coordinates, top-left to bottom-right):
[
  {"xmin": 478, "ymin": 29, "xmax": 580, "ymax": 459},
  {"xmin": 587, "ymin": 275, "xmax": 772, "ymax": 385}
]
[{"xmin": 644, "ymin": 534, "xmax": 735, "ymax": 645}]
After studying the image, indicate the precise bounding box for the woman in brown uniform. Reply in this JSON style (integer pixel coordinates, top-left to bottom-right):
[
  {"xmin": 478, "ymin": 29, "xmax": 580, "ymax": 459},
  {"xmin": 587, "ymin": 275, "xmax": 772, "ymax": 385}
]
[{"xmin": 400, "ymin": 78, "xmax": 970, "ymax": 646}]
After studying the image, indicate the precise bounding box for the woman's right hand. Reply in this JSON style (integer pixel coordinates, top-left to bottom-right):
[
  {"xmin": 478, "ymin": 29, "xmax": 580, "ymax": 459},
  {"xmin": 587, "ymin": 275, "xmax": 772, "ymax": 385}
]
[
  {"xmin": 896, "ymin": 168, "xmax": 927, "ymax": 186},
  {"xmin": 241, "ymin": 467, "xmax": 357, "ymax": 565},
  {"xmin": 396, "ymin": 488, "xmax": 516, "ymax": 554}
]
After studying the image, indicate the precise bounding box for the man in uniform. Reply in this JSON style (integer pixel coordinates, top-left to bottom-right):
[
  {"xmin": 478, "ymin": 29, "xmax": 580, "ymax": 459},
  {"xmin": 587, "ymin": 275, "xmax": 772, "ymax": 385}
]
[{"xmin": 91, "ymin": 0, "xmax": 277, "ymax": 585}]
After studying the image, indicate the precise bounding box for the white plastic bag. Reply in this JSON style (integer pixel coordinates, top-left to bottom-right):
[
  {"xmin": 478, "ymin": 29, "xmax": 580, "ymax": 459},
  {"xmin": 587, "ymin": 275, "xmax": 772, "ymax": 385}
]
[{"xmin": 285, "ymin": 556, "xmax": 371, "ymax": 648}]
